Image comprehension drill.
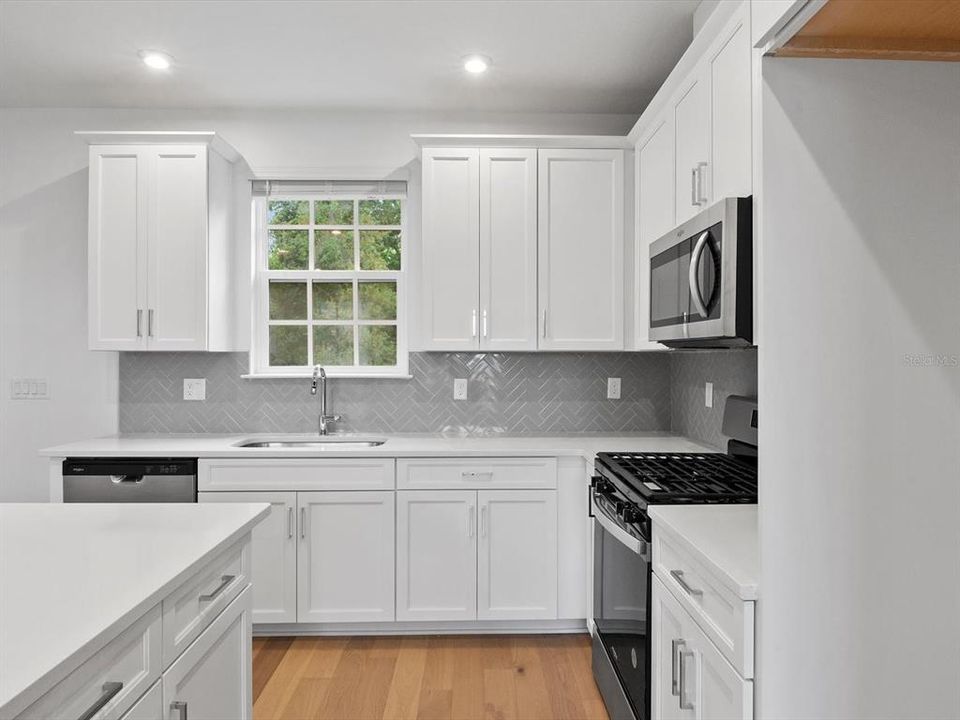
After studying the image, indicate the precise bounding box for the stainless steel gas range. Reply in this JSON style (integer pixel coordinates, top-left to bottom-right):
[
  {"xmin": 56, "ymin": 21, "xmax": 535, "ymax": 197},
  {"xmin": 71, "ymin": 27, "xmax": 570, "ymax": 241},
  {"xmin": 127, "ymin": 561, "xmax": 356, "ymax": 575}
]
[{"xmin": 589, "ymin": 396, "xmax": 758, "ymax": 720}]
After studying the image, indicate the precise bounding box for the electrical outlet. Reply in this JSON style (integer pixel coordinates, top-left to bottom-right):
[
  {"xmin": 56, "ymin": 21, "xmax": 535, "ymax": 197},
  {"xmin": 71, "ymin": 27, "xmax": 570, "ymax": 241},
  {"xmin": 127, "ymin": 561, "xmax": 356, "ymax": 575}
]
[
  {"xmin": 705, "ymin": 381, "xmax": 714, "ymax": 408},
  {"xmin": 607, "ymin": 377, "xmax": 621, "ymax": 400},
  {"xmin": 453, "ymin": 378, "xmax": 468, "ymax": 400},
  {"xmin": 183, "ymin": 378, "xmax": 206, "ymax": 401},
  {"xmin": 10, "ymin": 378, "xmax": 49, "ymax": 399}
]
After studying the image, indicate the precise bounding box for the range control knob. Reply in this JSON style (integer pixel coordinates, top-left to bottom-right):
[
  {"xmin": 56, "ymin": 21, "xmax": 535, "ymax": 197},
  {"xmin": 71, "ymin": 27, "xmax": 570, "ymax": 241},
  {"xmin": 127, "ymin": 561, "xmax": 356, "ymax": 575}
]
[{"xmin": 620, "ymin": 505, "xmax": 641, "ymax": 524}]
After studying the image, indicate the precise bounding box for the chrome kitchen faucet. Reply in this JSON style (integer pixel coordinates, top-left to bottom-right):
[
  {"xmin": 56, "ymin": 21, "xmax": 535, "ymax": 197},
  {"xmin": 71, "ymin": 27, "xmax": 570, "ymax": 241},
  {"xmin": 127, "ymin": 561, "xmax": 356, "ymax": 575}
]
[{"xmin": 310, "ymin": 366, "xmax": 342, "ymax": 435}]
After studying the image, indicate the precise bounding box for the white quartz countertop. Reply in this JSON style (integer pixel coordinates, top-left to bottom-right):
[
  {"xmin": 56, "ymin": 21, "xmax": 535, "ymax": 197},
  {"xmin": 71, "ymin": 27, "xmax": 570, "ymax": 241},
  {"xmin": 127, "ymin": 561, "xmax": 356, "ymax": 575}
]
[
  {"xmin": 648, "ymin": 504, "xmax": 759, "ymax": 600},
  {"xmin": 0, "ymin": 503, "xmax": 270, "ymax": 716},
  {"xmin": 40, "ymin": 432, "xmax": 715, "ymax": 460}
]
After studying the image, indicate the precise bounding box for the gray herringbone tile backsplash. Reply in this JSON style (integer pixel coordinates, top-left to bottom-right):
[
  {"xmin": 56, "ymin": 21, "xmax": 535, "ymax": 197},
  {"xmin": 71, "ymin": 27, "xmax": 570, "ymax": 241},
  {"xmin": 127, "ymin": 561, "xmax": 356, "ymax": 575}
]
[{"xmin": 118, "ymin": 350, "xmax": 756, "ymax": 447}]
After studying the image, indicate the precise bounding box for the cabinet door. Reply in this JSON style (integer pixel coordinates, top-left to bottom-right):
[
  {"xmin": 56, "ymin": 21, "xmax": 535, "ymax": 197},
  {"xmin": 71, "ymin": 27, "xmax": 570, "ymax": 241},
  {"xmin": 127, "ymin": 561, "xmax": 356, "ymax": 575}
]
[
  {"xmin": 479, "ymin": 148, "xmax": 538, "ymax": 350},
  {"xmin": 396, "ymin": 490, "xmax": 477, "ymax": 621},
  {"xmin": 298, "ymin": 491, "xmax": 395, "ymax": 622},
  {"xmin": 636, "ymin": 119, "xmax": 676, "ymax": 350},
  {"xmin": 477, "ymin": 490, "xmax": 558, "ymax": 621},
  {"xmin": 421, "ymin": 147, "xmax": 480, "ymax": 350},
  {"xmin": 673, "ymin": 71, "xmax": 711, "ymax": 224},
  {"xmin": 88, "ymin": 145, "xmax": 148, "ymax": 350},
  {"xmin": 652, "ymin": 575, "xmax": 696, "ymax": 720},
  {"xmin": 162, "ymin": 586, "xmax": 252, "ymax": 720},
  {"xmin": 538, "ymin": 149, "xmax": 624, "ymax": 350},
  {"xmin": 709, "ymin": 2, "xmax": 752, "ymax": 201},
  {"xmin": 146, "ymin": 145, "xmax": 208, "ymax": 351},
  {"xmin": 198, "ymin": 491, "xmax": 297, "ymax": 624}
]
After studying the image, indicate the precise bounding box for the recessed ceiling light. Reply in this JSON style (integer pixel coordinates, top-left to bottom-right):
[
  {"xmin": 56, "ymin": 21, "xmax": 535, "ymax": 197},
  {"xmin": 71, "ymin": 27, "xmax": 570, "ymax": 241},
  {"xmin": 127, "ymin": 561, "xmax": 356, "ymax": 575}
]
[
  {"xmin": 463, "ymin": 54, "xmax": 491, "ymax": 74},
  {"xmin": 139, "ymin": 50, "xmax": 173, "ymax": 70}
]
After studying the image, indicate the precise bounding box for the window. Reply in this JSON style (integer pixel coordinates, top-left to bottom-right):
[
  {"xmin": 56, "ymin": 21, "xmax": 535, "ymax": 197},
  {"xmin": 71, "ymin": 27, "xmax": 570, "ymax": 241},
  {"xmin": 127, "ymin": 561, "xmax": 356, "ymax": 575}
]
[{"xmin": 251, "ymin": 181, "xmax": 407, "ymax": 376}]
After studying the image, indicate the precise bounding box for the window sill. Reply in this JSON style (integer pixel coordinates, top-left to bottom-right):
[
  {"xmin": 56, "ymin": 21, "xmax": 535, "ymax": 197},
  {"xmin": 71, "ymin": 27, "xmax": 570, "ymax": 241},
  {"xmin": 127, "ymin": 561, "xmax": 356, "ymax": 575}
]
[{"xmin": 241, "ymin": 372, "xmax": 413, "ymax": 380}]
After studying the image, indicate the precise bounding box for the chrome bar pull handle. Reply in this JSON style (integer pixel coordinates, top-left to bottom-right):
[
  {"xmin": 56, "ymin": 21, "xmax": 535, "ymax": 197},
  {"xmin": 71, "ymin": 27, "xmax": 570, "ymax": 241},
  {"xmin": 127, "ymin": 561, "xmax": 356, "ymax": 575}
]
[
  {"xmin": 482, "ymin": 309, "xmax": 488, "ymax": 338},
  {"xmin": 171, "ymin": 700, "xmax": 188, "ymax": 720},
  {"xmin": 147, "ymin": 309, "xmax": 154, "ymax": 337},
  {"xmin": 696, "ymin": 161, "xmax": 709, "ymax": 204},
  {"xmin": 670, "ymin": 569, "xmax": 703, "ymax": 597},
  {"xmin": 541, "ymin": 309, "xmax": 547, "ymax": 338},
  {"xmin": 199, "ymin": 574, "xmax": 235, "ymax": 603},
  {"xmin": 472, "ymin": 309, "xmax": 478, "ymax": 338},
  {"xmin": 678, "ymin": 644, "xmax": 695, "ymax": 710},
  {"xmin": 77, "ymin": 681, "xmax": 123, "ymax": 720},
  {"xmin": 287, "ymin": 506, "xmax": 293, "ymax": 539},
  {"xmin": 480, "ymin": 505, "xmax": 487, "ymax": 537},
  {"xmin": 691, "ymin": 167, "xmax": 699, "ymax": 206},
  {"xmin": 300, "ymin": 507, "xmax": 306, "ymax": 539},
  {"xmin": 136, "ymin": 309, "xmax": 143, "ymax": 338},
  {"xmin": 671, "ymin": 639, "xmax": 682, "ymax": 696}
]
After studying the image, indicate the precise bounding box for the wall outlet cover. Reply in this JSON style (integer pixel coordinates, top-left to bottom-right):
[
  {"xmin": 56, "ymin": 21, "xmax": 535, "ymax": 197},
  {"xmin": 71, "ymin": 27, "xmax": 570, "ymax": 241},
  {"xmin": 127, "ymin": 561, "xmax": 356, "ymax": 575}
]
[
  {"xmin": 607, "ymin": 377, "xmax": 621, "ymax": 400},
  {"xmin": 705, "ymin": 381, "xmax": 714, "ymax": 408},
  {"xmin": 453, "ymin": 378, "xmax": 468, "ymax": 401},
  {"xmin": 9, "ymin": 378, "xmax": 49, "ymax": 399},
  {"xmin": 183, "ymin": 378, "xmax": 206, "ymax": 401}
]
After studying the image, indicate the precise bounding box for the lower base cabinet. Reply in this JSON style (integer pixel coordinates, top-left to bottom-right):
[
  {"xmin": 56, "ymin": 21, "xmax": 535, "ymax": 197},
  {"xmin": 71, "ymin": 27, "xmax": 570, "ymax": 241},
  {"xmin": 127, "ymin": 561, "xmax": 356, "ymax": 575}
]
[
  {"xmin": 162, "ymin": 587, "xmax": 252, "ymax": 720},
  {"xmin": 652, "ymin": 575, "xmax": 752, "ymax": 720},
  {"xmin": 397, "ymin": 490, "xmax": 558, "ymax": 622}
]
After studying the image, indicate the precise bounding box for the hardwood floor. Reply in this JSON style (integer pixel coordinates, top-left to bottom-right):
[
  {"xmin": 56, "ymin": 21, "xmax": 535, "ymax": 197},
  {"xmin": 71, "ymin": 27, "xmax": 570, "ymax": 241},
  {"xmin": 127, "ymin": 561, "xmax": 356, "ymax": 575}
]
[{"xmin": 252, "ymin": 634, "xmax": 609, "ymax": 720}]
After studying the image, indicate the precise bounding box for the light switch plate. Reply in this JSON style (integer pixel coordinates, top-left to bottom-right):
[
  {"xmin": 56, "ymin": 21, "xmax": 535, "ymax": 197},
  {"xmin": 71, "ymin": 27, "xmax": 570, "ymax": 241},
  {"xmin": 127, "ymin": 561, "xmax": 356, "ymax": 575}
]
[
  {"xmin": 10, "ymin": 378, "xmax": 49, "ymax": 399},
  {"xmin": 705, "ymin": 381, "xmax": 714, "ymax": 408},
  {"xmin": 607, "ymin": 377, "xmax": 621, "ymax": 400},
  {"xmin": 183, "ymin": 378, "xmax": 206, "ymax": 401},
  {"xmin": 453, "ymin": 378, "xmax": 468, "ymax": 400}
]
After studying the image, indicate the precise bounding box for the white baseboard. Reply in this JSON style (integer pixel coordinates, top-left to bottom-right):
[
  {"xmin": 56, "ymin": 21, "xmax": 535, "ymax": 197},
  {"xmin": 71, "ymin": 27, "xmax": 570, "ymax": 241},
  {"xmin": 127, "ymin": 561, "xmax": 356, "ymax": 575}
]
[{"xmin": 253, "ymin": 618, "xmax": 588, "ymax": 637}]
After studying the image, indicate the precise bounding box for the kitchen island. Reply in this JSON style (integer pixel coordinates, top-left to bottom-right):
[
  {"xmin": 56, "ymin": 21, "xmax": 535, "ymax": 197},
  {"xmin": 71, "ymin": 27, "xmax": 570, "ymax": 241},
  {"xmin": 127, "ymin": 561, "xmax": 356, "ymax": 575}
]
[{"xmin": 0, "ymin": 502, "xmax": 269, "ymax": 719}]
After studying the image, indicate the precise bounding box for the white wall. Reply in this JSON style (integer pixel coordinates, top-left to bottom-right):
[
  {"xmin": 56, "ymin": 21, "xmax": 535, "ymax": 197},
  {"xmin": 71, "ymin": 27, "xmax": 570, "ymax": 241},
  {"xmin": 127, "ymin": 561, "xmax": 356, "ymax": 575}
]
[
  {"xmin": 758, "ymin": 59, "xmax": 960, "ymax": 717},
  {"xmin": 0, "ymin": 107, "xmax": 634, "ymax": 501}
]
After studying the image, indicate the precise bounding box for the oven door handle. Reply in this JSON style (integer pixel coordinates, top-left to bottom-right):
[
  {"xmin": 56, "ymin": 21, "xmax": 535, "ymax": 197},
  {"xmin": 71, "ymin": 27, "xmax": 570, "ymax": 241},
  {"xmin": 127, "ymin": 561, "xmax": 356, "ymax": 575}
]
[
  {"xmin": 688, "ymin": 230, "xmax": 712, "ymax": 318},
  {"xmin": 593, "ymin": 499, "xmax": 646, "ymax": 555}
]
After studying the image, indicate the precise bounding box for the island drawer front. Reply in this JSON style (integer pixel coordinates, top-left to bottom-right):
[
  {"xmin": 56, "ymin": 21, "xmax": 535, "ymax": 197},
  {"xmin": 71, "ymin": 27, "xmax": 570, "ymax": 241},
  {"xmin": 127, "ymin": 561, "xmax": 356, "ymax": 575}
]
[
  {"xmin": 17, "ymin": 605, "xmax": 161, "ymax": 720},
  {"xmin": 198, "ymin": 459, "xmax": 396, "ymax": 491},
  {"xmin": 653, "ymin": 527, "xmax": 754, "ymax": 678},
  {"xmin": 162, "ymin": 539, "xmax": 250, "ymax": 668},
  {"xmin": 397, "ymin": 458, "xmax": 558, "ymax": 489}
]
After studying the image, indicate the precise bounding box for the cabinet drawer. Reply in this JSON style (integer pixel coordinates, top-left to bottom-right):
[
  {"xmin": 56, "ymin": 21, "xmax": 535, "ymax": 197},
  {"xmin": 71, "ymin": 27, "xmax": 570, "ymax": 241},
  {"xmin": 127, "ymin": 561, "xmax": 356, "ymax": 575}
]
[
  {"xmin": 198, "ymin": 458, "xmax": 395, "ymax": 491},
  {"xmin": 162, "ymin": 539, "xmax": 249, "ymax": 667},
  {"xmin": 18, "ymin": 606, "xmax": 161, "ymax": 720},
  {"xmin": 397, "ymin": 457, "xmax": 557, "ymax": 489},
  {"xmin": 117, "ymin": 680, "xmax": 160, "ymax": 720},
  {"xmin": 653, "ymin": 528, "xmax": 754, "ymax": 678}
]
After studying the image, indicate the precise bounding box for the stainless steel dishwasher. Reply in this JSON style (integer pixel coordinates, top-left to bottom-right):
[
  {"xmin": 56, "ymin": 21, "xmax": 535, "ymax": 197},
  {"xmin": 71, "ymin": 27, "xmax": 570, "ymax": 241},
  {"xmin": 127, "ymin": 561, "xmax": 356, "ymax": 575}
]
[{"xmin": 62, "ymin": 458, "xmax": 198, "ymax": 502}]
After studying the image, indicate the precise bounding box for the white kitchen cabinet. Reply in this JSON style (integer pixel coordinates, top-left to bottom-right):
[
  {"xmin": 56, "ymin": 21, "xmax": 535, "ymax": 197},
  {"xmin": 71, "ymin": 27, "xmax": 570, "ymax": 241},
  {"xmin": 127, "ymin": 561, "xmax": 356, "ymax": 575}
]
[
  {"xmin": 652, "ymin": 575, "xmax": 752, "ymax": 720},
  {"xmin": 635, "ymin": 119, "xmax": 676, "ymax": 350},
  {"xmin": 162, "ymin": 587, "xmax": 252, "ymax": 720},
  {"xmin": 708, "ymin": 2, "xmax": 752, "ymax": 202},
  {"xmin": 420, "ymin": 146, "xmax": 537, "ymax": 351},
  {"xmin": 85, "ymin": 133, "xmax": 240, "ymax": 352},
  {"xmin": 538, "ymin": 148, "xmax": 624, "ymax": 350},
  {"xmin": 396, "ymin": 490, "xmax": 478, "ymax": 621},
  {"xmin": 297, "ymin": 491, "xmax": 395, "ymax": 623},
  {"xmin": 198, "ymin": 491, "xmax": 297, "ymax": 624},
  {"xmin": 477, "ymin": 490, "xmax": 557, "ymax": 621},
  {"xmin": 479, "ymin": 148, "xmax": 538, "ymax": 350},
  {"xmin": 420, "ymin": 147, "xmax": 481, "ymax": 350},
  {"xmin": 672, "ymin": 72, "xmax": 711, "ymax": 225}
]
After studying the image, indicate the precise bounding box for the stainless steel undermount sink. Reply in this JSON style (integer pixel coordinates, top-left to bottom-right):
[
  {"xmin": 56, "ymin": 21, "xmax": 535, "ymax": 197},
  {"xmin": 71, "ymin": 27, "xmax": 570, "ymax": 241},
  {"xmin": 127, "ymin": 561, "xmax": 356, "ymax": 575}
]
[{"xmin": 235, "ymin": 437, "xmax": 387, "ymax": 449}]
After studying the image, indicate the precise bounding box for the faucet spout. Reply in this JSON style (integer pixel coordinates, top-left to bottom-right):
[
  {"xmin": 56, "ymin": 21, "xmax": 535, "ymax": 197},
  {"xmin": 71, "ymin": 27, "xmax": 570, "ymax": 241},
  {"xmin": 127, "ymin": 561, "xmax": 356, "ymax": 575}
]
[{"xmin": 311, "ymin": 366, "xmax": 340, "ymax": 435}]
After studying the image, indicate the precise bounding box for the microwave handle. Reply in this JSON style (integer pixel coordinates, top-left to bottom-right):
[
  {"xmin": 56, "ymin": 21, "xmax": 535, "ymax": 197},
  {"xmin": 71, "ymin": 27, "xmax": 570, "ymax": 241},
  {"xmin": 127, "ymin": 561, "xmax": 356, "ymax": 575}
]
[{"xmin": 689, "ymin": 230, "xmax": 711, "ymax": 318}]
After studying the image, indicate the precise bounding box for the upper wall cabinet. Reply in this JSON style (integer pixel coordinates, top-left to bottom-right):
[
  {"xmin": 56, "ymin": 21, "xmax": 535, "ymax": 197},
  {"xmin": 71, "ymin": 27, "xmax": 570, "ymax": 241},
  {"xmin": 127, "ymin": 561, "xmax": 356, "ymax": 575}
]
[
  {"xmin": 420, "ymin": 143, "xmax": 624, "ymax": 352},
  {"xmin": 538, "ymin": 149, "xmax": 624, "ymax": 351},
  {"xmin": 84, "ymin": 132, "xmax": 242, "ymax": 352},
  {"xmin": 632, "ymin": 1, "xmax": 753, "ymax": 349},
  {"xmin": 420, "ymin": 147, "xmax": 538, "ymax": 351}
]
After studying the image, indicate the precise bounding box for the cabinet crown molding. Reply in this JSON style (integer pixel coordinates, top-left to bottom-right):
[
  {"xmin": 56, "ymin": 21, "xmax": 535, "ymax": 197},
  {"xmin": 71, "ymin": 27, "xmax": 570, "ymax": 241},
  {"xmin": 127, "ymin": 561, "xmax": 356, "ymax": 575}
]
[
  {"xmin": 412, "ymin": 133, "xmax": 630, "ymax": 150},
  {"xmin": 75, "ymin": 130, "xmax": 241, "ymax": 162}
]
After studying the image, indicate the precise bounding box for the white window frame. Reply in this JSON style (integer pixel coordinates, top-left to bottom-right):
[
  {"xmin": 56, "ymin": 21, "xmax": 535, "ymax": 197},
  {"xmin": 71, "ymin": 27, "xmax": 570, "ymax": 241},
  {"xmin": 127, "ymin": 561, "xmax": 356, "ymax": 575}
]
[{"xmin": 249, "ymin": 192, "xmax": 409, "ymax": 378}]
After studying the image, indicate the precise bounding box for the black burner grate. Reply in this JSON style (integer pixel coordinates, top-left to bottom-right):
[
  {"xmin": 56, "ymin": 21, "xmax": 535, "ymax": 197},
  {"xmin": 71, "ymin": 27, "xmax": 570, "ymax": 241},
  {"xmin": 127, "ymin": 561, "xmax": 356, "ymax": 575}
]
[{"xmin": 597, "ymin": 452, "xmax": 757, "ymax": 502}]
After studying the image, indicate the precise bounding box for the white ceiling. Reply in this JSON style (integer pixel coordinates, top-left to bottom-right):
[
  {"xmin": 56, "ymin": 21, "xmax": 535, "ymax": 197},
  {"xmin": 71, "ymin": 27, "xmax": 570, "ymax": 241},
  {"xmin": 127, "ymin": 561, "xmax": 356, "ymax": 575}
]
[{"xmin": 0, "ymin": 0, "xmax": 698, "ymax": 114}]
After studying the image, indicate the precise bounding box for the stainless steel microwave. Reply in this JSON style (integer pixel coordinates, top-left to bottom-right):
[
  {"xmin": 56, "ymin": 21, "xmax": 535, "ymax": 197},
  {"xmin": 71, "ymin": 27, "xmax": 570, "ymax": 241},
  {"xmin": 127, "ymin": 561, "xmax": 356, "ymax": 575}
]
[{"xmin": 649, "ymin": 196, "xmax": 753, "ymax": 348}]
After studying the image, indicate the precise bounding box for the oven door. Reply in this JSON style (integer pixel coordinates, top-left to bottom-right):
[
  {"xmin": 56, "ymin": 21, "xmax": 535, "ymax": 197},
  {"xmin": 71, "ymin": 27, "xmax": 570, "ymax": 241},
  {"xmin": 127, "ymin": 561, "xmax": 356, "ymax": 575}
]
[{"xmin": 592, "ymin": 499, "xmax": 651, "ymax": 720}]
